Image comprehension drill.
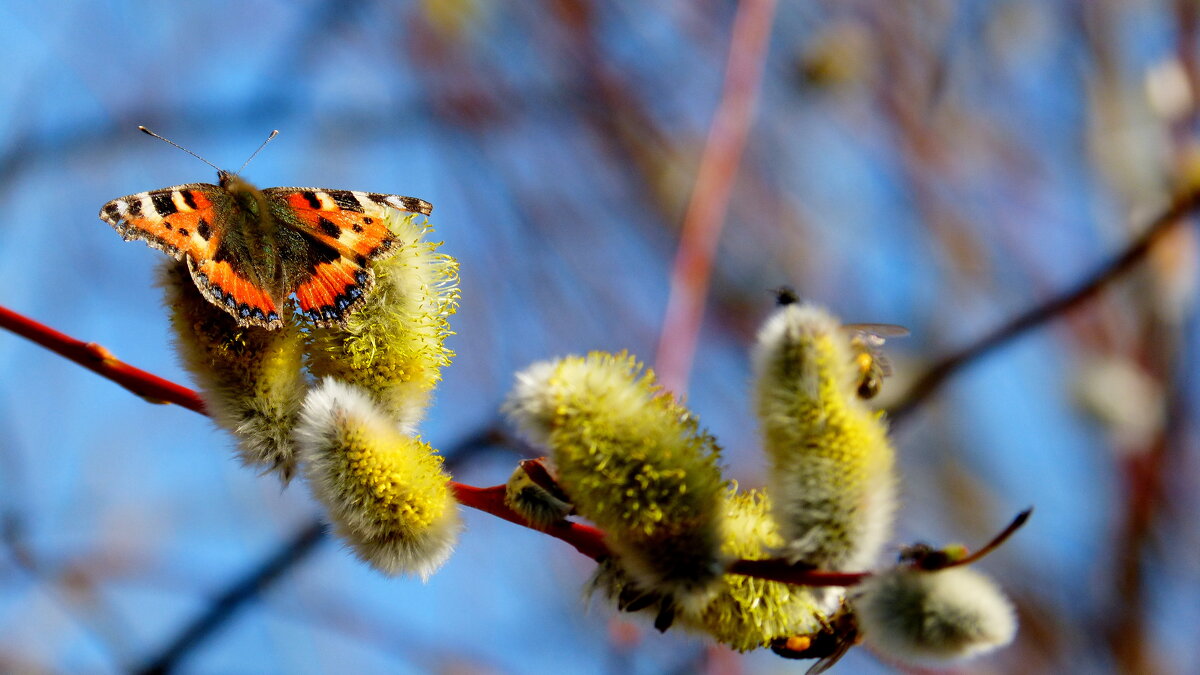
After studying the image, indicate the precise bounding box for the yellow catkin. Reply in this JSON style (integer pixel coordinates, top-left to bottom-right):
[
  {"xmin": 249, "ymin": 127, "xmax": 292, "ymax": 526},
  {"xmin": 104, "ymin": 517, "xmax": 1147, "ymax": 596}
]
[
  {"xmin": 694, "ymin": 487, "xmax": 839, "ymax": 649},
  {"xmin": 753, "ymin": 302, "xmax": 897, "ymax": 571},
  {"xmin": 306, "ymin": 213, "xmax": 459, "ymax": 428},
  {"xmin": 591, "ymin": 486, "xmax": 839, "ymax": 651},
  {"xmin": 296, "ymin": 378, "xmax": 459, "ymax": 579},
  {"xmin": 160, "ymin": 261, "xmax": 307, "ymax": 482},
  {"xmin": 505, "ymin": 352, "xmax": 726, "ymax": 613}
]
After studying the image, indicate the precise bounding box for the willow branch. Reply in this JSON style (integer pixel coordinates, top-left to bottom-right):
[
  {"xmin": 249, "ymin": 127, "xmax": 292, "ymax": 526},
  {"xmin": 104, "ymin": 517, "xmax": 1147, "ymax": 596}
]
[
  {"xmin": 0, "ymin": 303, "xmax": 879, "ymax": 587},
  {"xmin": 0, "ymin": 303, "xmax": 609, "ymax": 561},
  {"xmin": 449, "ymin": 484, "xmax": 608, "ymax": 560},
  {"xmin": 0, "ymin": 304, "xmax": 206, "ymax": 413}
]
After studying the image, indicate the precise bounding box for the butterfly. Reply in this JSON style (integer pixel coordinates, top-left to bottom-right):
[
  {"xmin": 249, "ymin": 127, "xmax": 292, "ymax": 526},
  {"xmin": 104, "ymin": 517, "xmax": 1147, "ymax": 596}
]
[{"xmin": 98, "ymin": 128, "xmax": 432, "ymax": 330}]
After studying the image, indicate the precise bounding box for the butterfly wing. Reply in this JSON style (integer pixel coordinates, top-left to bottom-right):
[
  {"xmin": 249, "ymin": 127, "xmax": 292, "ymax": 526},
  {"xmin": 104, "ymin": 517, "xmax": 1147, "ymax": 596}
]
[
  {"xmin": 187, "ymin": 256, "xmax": 283, "ymax": 329},
  {"xmin": 100, "ymin": 184, "xmax": 283, "ymax": 329},
  {"xmin": 262, "ymin": 187, "xmax": 432, "ymax": 326},
  {"xmin": 99, "ymin": 183, "xmax": 228, "ymax": 262}
]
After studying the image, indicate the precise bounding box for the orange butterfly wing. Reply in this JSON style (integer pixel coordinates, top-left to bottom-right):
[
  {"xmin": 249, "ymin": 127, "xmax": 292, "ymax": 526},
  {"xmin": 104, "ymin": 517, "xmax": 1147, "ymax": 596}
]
[
  {"xmin": 100, "ymin": 184, "xmax": 283, "ymax": 329},
  {"xmin": 187, "ymin": 257, "xmax": 283, "ymax": 329},
  {"xmin": 99, "ymin": 184, "xmax": 226, "ymax": 262},
  {"xmin": 264, "ymin": 188, "xmax": 432, "ymax": 326}
]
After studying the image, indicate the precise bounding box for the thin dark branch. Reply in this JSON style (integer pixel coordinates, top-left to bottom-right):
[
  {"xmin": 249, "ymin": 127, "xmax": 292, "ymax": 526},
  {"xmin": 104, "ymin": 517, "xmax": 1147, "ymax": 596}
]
[
  {"xmin": 132, "ymin": 520, "xmax": 326, "ymax": 675},
  {"xmin": 130, "ymin": 426, "xmax": 513, "ymax": 674},
  {"xmin": 725, "ymin": 559, "xmax": 868, "ymax": 587},
  {"xmin": 887, "ymin": 189, "xmax": 1200, "ymax": 423}
]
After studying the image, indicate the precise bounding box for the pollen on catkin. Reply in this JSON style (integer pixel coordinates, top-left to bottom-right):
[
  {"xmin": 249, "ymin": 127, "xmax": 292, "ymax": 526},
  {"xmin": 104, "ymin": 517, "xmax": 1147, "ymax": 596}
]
[
  {"xmin": 851, "ymin": 564, "xmax": 1017, "ymax": 663},
  {"xmin": 306, "ymin": 212, "xmax": 459, "ymax": 428},
  {"xmin": 591, "ymin": 485, "xmax": 840, "ymax": 651},
  {"xmin": 753, "ymin": 302, "xmax": 897, "ymax": 571},
  {"xmin": 160, "ymin": 261, "xmax": 308, "ymax": 482},
  {"xmin": 295, "ymin": 378, "xmax": 459, "ymax": 580},
  {"xmin": 504, "ymin": 352, "xmax": 726, "ymax": 613}
]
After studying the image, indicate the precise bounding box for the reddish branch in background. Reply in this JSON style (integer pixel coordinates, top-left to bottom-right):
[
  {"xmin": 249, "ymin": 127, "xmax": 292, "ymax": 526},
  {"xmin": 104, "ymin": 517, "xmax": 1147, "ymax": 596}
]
[{"xmin": 655, "ymin": 0, "xmax": 778, "ymax": 395}]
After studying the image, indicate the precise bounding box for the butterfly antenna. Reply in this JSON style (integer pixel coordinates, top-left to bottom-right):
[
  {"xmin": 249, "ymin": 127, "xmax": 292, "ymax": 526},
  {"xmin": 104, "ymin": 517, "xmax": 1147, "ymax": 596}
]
[
  {"xmin": 138, "ymin": 126, "xmax": 222, "ymax": 172},
  {"xmin": 235, "ymin": 129, "xmax": 279, "ymax": 175}
]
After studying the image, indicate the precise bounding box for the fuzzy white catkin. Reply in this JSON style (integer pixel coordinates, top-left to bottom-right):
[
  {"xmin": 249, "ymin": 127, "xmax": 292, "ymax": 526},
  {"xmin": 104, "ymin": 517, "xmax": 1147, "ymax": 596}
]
[
  {"xmin": 294, "ymin": 378, "xmax": 459, "ymax": 580},
  {"xmin": 852, "ymin": 565, "xmax": 1017, "ymax": 664},
  {"xmin": 752, "ymin": 303, "xmax": 897, "ymax": 571}
]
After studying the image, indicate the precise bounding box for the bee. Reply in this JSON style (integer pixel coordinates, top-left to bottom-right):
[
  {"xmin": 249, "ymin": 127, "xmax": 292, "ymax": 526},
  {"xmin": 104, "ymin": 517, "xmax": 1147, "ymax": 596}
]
[
  {"xmin": 843, "ymin": 323, "xmax": 909, "ymax": 400},
  {"xmin": 768, "ymin": 286, "xmax": 908, "ymax": 400},
  {"xmin": 770, "ymin": 603, "xmax": 861, "ymax": 674}
]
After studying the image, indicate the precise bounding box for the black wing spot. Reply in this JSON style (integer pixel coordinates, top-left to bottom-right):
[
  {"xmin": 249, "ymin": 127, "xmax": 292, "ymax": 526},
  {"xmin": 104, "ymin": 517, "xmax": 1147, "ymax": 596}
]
[
  {"xmin": 327, "ymin": 190, "xmax": 364, "ymax": 213},
  {"xmin": 363, "ymin": 217, "xmax": 374, "ymax": 224},
  {"xmin": 178, "ymin": 228, "xmax": 190, "ymax": 238},
  {"xmin": 151, "ymin": 192, "xmax": 178, "ymax": 217},
  {"xmin": 318, "ymin": 217, "xmax": 341, "ymax": 239},
  {"xmin": 164, "ymin": 222, "xmax": 173, "ymax": 230},
  {"xmin": 103, "ymin": 203, "xmax": 121, "ymax": 221},
  {"xmin": 197, "ymin": 219, "xmax": 212, "ymax": 241},
  {"xmin": 181, "ymin": 190, "xmax": 199, "ymax": 210},
  {"xmin": 301, "ymin": 191, "xmax": 322, "ymax": 209},
  {"xmin": 355, "ymin": 254, "xmax": 367, "ymax": 267},
  {"xmin": 296, "ymin": 231, "xmax": 341, "ymax": 269},
  {"xmin": 127, "ymin": 199, "xmax": 143, "ymax": 218},
  {"xmin": 352, "ymin": 223, "xmax": 364, "ymax": 233}
]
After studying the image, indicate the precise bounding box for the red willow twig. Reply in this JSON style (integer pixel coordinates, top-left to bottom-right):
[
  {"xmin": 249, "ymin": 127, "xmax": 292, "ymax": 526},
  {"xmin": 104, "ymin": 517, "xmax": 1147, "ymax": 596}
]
[
  {"xmin": 449, "ymin": 484, "xmax": 609, "ymax": 560},
  {"xmin": 0, "ymin": 302, "xmax": 613, "ymax": 563},
  {"xmin": 0, "ymin": 301, "xmax": 886, "ymax": 588},
  {"xmin": 0, "ymin": 304, "xmax": 206, "ymax": 413},
  {"xmin": 654, "ymin": 0, "xmax": 778, "ymax": 394}
]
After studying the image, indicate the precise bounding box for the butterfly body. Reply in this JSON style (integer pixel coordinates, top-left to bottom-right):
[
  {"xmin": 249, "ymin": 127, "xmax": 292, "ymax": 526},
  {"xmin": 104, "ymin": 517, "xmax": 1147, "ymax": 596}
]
[{"xmin": 100, "ymin": 171, "xmax": 432, "ymax": 329}]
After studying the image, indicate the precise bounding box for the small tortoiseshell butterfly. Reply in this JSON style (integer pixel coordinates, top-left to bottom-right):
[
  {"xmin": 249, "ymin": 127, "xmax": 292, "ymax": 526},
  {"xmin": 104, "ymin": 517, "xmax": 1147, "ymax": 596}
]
[{"xmin": 98, "ymin": 128, "xmax": 432, "ymax": 330}]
